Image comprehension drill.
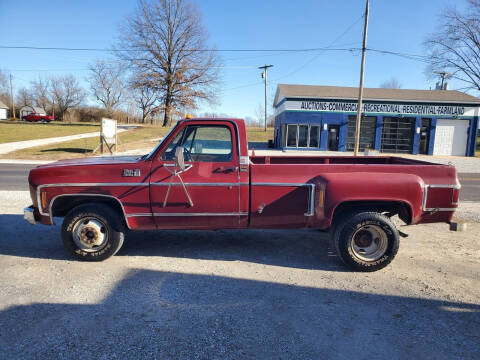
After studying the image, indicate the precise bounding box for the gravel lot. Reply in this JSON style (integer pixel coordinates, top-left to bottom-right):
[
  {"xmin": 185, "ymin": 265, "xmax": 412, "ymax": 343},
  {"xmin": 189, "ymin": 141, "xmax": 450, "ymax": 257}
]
[{"xmin": 0, "ymin": 191, "xmax": 479, "ymax": 359}]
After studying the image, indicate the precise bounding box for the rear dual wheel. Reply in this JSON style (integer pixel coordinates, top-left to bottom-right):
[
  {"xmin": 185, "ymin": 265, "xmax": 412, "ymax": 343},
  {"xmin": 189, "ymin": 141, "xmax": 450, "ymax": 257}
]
[
  {"xmin": 61, "ymin": 204, "xmax": 124, "ymax": 261},
  {"xmin": 333, "ymin": 212, "xmax": 399, "ymax": 272}
]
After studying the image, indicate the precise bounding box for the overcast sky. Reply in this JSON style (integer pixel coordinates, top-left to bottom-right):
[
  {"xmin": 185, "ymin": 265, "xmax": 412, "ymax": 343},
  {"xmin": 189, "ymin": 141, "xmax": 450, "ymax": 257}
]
[{"xmin": 0, "ymin": 0, "xmax": 470, "ymax": 120}]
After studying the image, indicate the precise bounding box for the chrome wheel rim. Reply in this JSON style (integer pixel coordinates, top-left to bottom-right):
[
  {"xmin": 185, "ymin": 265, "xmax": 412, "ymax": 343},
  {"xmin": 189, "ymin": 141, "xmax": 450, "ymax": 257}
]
[
  {"xmin": 350, "ymin": 224, "xmax": 388, "ymax": 261},
  {"xmin": 72, "ymin": 217, "xmax": 108, "ymax": 252}
]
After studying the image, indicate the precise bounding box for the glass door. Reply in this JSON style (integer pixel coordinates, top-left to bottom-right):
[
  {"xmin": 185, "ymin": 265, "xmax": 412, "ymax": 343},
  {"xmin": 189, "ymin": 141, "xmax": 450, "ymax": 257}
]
[
  {"xmin": 327, "ymin": 125, "xmax": 339, "ymax": 150},
  {"xmin": 419, "ymin": 118, "xmax": 431, "ymax": 154}
]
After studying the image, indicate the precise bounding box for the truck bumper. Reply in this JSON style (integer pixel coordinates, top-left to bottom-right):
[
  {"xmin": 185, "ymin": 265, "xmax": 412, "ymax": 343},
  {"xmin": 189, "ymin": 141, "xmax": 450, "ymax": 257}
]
[{"xmin": 24, "ymin": 205, "xmax": 36, "ymax": 225}]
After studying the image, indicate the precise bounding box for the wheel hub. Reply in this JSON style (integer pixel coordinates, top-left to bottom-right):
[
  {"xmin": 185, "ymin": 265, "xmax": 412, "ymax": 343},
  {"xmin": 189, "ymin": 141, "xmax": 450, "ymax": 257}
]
[
  {"xmin": 350, "ymin": 225, "xmax": 388, "ymax": 262},
  {"xmin": 354, "ymin": 230, "xmax": 374, "ymax": 247},
  {"xmin": 72, "ymin": 218, "xmax": 107, "ymax": 252}
]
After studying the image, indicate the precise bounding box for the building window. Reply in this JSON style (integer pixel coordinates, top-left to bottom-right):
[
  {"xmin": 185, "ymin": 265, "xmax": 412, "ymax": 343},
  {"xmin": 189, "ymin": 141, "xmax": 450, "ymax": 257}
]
[
  {"xmin": 309, "ymin": 125, "xmax": 320, "ymax": 147},
  {"xmin": 285, "ymin": 124, "xmax": 321, "ymax": 148},
  {"xmin": 286, "ymin": 124, "xmax": 298, "ymax": 147},
  {"xmin": 298, "ymin": 125, "xmax": 309, "ymax": 147},
  {"xmin": 347, "ymin": 115, "xmax": 376, "ymax": 151},
  {"xmin": 381, "ymin": 117, "xmax": 415, "ymax": 153}
]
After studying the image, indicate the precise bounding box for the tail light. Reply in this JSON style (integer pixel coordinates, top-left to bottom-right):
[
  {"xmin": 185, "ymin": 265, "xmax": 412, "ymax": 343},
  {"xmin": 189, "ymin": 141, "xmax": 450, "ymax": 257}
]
[
  {"xmin": 452, "ymin": 188, "xmax": 460, "ymax": 206},
  {"xmin": 423, "ymin": 185, "xmax": 460, "ymax": 211}
]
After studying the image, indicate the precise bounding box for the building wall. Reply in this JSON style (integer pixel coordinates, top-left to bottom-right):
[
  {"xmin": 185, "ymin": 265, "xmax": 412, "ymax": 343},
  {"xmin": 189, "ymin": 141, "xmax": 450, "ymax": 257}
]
[{"xmin": 0, "ymin": 108, "xmax": 7, "ymax": 120}]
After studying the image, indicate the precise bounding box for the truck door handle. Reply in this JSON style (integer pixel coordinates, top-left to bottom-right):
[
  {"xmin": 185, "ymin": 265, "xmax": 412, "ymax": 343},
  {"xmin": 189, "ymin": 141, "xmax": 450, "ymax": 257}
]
[{"xmin": 214, "ymin": 166, "xmax": 238, "ymax": 173}]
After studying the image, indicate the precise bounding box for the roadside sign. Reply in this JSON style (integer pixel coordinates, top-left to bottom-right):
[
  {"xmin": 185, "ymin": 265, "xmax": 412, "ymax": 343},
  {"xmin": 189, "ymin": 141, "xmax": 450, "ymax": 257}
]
[{"xmin": 93, "ymin": 118, "xmax": 118, "ymax": 154}]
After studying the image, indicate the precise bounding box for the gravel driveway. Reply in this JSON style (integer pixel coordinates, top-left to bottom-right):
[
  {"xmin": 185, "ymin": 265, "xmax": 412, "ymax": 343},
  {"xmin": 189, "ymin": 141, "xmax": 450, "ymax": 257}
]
[{"xmin": 0, "ymin": 191, "xmax": 479, "ymax": 359}]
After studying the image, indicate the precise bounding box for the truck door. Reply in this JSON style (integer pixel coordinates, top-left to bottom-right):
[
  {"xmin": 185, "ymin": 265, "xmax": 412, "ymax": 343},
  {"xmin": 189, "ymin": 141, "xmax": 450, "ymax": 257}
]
[{"xmin": 149, "ymin": 121, "xmax": 245, "ymax": 229}]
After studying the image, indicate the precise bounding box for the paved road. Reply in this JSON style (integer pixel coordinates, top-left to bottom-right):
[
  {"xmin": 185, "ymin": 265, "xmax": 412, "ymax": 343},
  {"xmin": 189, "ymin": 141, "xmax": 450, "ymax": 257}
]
[{"xmin": 1, "ymin": 163, "xmax": 479, "ymax": 200}]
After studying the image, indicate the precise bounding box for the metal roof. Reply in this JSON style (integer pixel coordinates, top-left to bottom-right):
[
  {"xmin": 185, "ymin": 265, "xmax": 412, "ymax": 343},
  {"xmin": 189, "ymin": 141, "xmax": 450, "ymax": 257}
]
[
  {"xmin": 0, "ymin": 100, "xmax": 8, "ymax": 109},
  {"xmin": 274, "ymin": 84, "xmax": 480, "ymax": 106}
]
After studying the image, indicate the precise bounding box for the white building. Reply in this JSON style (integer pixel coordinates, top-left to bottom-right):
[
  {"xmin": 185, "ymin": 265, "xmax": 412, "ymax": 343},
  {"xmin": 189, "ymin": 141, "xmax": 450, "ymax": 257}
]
[
  {"xmin": 19, "ymin": 105, "xmax": 46, "ymax": 119},
  {"xmin": 0, "ymin": 100, "xmax": 8, "ymax": 120}
]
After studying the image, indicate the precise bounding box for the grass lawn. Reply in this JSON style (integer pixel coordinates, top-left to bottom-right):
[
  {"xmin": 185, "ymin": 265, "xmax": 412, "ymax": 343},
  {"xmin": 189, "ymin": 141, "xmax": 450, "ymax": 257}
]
[
  {"xmin": 246, "ymin": 127, "xmax": 274, "ymax": 143},
  {"xmin": 4, "ymin": 126, "xmax": 171, "ymax": 160},
  {"xmin": 0, "ymin": 121, "xmax": 99, "ymax": 144},
  {"xmin": 4, "ymin": 125, "xmax": 274, "ymax": 160}
]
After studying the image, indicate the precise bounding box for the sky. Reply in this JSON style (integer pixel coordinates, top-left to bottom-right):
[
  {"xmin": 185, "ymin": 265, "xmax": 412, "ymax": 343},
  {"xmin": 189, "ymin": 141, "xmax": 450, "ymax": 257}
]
[{"xmin": 0, "ymin": 0, "xmax": 471, "ymax": 121}]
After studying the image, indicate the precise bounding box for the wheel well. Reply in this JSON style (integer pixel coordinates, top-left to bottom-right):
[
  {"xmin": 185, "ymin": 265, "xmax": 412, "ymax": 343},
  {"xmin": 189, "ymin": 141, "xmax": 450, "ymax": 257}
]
[
  {"xmin": 50, "ymin": 195, "xmax": 127, "ymax": 226},
  {"xmin": 331, "ymin": 200, "xmax": 412, "ymax": 226}
]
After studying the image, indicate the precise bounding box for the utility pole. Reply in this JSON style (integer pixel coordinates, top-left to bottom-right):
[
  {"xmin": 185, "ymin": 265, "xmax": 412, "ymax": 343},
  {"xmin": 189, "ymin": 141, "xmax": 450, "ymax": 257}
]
[
  {"xmin": 434, "ymin": 71, "xmax": 452, "ymax": 90},
  {"xmin": 354, "ymin": 0, "xmax": 369, "ymax": 156},
  {"xmin": 9, "ymin": 74, "xmax": 15, "ymax": 119},
  {"xmin": 259, "ymin": 64, "xmax": 273, "ymax": 132}
]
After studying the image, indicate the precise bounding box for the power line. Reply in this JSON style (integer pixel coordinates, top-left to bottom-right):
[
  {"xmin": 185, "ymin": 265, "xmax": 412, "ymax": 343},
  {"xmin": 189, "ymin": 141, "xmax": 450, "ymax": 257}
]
[
  {"xmin": 0, "ymin": 45, "xmax": 357, "ymax": 53},
  {"xmin": 4, "ymin": 65, "xmax": 260, "ymax": 72},
  {"xmin": 272, "ymin": 14, "xmax": 365, "ymax": 82}
]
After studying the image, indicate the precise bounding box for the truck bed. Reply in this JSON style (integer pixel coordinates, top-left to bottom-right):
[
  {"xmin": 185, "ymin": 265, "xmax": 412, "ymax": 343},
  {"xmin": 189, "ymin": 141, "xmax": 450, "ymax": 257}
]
[
  {"xmin": 250, "ymin": 155, "xmax": 435, "ymax": 166},
  {"xmin": 248, "ymin": 155, "xmax": 460, "ymax": 229}
]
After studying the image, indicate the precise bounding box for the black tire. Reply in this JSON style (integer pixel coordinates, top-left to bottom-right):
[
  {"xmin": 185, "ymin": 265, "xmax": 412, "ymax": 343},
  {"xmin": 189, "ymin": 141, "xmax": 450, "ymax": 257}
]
[
  {"xmin": 61, "ymin": 203, "xmax": 125, "ymax": 261},
  {"xmin": 333, "ymin": 211, "xmax": 399, "ymax": 272}
]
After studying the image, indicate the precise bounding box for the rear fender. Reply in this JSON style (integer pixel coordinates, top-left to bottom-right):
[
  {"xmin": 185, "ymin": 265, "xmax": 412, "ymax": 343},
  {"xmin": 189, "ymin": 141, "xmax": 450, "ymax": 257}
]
[{"xmin": 321, "ymin": 172, "xmax": 424, "ymax": 227}]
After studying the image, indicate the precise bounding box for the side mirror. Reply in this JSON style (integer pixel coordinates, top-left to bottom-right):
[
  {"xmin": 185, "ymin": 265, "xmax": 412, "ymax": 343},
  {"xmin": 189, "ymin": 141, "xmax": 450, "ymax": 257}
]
[{"xmin": 174, "ymin": 146, "xmax": 185, "ymax": 171}]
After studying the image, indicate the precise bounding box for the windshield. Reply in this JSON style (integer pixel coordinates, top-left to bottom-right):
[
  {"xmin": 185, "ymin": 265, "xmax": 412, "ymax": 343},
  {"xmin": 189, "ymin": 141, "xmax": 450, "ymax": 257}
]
[{"xmin": 144, "ymin": 125, "xmax": 177, "ymax": 160}]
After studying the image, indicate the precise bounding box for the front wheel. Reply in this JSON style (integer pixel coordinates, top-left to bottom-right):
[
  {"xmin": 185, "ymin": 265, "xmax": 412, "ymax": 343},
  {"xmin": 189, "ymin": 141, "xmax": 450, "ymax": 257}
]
[
  {"xmin": 61, "ymin": 204, "xmax": 125, "ymax": 261},
  {"xmin": 333, "ymin": 212, "xmax": 399, "ymax": 272}
]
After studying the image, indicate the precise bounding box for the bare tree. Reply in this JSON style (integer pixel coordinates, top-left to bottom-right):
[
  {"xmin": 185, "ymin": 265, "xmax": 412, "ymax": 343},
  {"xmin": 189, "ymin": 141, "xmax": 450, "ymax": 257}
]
[
  {"xmin": 117, "ymin": 0, "xmax": 221, "ymax": 126},
  {"xmin": 380, "ymin": 77, "xmax": 402, "ymax": 89},
  {"xmin": 88, "ymin": 59, "xmax": 126, "ymax": 115},
  {"xmin": 424, "ymin": 0, "xmax": 480, "ymax": 91},
  {"xmin": 254, "ymin": 103, "xmax": 264, "ymax": 127},
  {"xmin": 131, "ymin": 84, "xmax": 159, "ymax": 124},
  {"xmin": 30, "ymin": 77, "xmax": 52, "ymax": 113},
  {"xmin": 16, "ymin": 87, "xmax": 32, "ymax": 108},
  {"xmin": 0, "ymin": 70, "xmax": 9, "ymax": 107},
  {"xmin": 50, "ymin": 75, "xmax": 86, "ymax": 121}
]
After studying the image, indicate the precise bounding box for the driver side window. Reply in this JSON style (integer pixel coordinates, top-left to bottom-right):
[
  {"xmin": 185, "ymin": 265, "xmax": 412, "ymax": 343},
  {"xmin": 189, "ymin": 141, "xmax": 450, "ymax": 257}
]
[{"xmin": 160, "ymin": 125, "xmax": 233, "ymax": 162}]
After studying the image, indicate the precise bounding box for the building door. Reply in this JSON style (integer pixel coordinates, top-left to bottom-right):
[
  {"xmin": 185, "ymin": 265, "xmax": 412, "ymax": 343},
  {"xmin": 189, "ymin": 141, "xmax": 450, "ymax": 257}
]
[
  {"xmin": 433, "ymin": 119, "xmax": 469, "ymax": 156},
  {"xmin": 381, "ymin": 117, "xmax": 415, "ymax": 153},
  {"xmin": 419, "ymin": 118, "xmax": 431, "ymax": 155},
  {"xmin": 327, "ymin": 125, "xmax": 339, "ymax": 151}
]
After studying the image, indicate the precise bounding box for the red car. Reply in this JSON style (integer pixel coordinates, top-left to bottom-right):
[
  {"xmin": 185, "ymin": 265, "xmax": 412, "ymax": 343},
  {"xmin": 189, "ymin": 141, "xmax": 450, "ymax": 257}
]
[
  {"xmin": 22, "ymin": 113, "xmax": 54, "ymax": 123},
  {"xmin": 24, "ymin": 117, "xmax": 460, "ymax": 271}
]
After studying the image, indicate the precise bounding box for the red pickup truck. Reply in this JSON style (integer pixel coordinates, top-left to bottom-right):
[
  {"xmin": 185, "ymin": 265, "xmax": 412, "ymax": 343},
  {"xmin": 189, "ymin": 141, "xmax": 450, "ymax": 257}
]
[
  {"xmin": 25, "ymin": 118, "xmax": 460, "ymax": 271},
  {"xmin": 22, "ymin": 113, "xmax": 54, "ymax": 123}
]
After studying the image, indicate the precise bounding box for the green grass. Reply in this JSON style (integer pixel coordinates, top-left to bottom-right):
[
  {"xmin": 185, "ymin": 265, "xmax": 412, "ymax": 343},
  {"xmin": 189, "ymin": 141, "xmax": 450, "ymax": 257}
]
[
  {"xmin": 0, "ymin": 121, "xmax": 99, "ymax": 144},
  {"xmin": 4, "ymin": 125, "xmax": 275, "ymax": 160},
  {"xmin": 5, "ymin": 126, "xmax": 172, "ymax": 160},
  {"xmin": 246, "ymin": 127, "xmax": 274, "ymax": 142}
]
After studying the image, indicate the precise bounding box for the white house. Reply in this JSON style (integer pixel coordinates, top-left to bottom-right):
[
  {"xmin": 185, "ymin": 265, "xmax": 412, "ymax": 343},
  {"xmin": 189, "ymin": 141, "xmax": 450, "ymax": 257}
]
[{"xmin": 0, "ymin": 100, "xmax": 8, "ymax": 120}]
